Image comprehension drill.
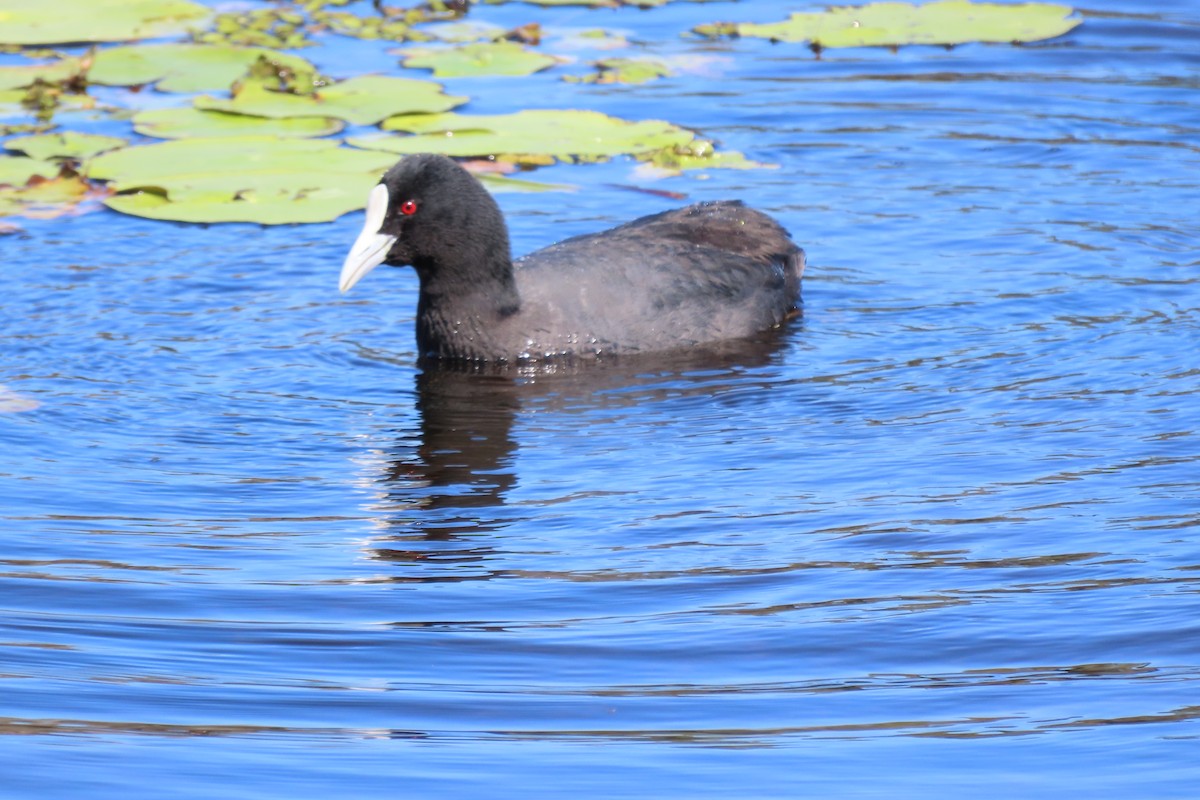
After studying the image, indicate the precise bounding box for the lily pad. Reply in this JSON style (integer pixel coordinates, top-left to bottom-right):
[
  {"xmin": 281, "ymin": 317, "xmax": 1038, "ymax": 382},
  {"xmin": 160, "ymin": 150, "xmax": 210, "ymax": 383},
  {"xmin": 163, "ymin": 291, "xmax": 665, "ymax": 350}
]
[
  {"xmin": 564, "ymin": 57, "xmax": 672, "ymax": 85},
  {"xmin": 361, "ymin": 109, "xmax": 696, "ymax": 163},
  {"xmin": 400, "ymin": 42, "xmax": 559, "ymax": 77},
  {"xmin": 0, "ymin": 57, "xmax": 84, "ymax": 91},
  {"xmin": 424, "ymin": 21, "xmax": 506, "ymax": 43},
  {"xmin": 4, "ymin": 131, "xmax": 126, "ymax": 161},
  {"xmin": 88, "ymin": 136, "xmax": 400, "ymax": 224},
  {"xmin": 476, "ymin": 173, "xmax": 573, "ymax": 193},
  {"xmin": 195, "ymin": 75, "xmax": 467, "ymax": 126},
  {"xmin": 0, "ymin": 0, "xmax": 210, "ymax": 46},
  {"xmin": 694, "ymin": 1, "xmax": 1081, "ymax": 48},
  {"xmin": 0, "ymin": 163, "xmax": 98, "ymax": 219},
  {"xmin": 0, "ymin": 154, "xmax": 58, "ymax": 185},
  {"xmin": 89, "ymin": 44, "xmax": 319, "ymax": 94},
  {"xmin": 132, "ymin": 107, "xmax": 344, "ymax": 139}
]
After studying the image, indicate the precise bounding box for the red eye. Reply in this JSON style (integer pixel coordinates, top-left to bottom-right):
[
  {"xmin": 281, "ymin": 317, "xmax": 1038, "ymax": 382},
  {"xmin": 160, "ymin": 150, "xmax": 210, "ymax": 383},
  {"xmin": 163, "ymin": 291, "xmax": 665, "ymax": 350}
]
[{"xmin": 400, "ymin": 199, "xmax": 418, "ymax": 216}]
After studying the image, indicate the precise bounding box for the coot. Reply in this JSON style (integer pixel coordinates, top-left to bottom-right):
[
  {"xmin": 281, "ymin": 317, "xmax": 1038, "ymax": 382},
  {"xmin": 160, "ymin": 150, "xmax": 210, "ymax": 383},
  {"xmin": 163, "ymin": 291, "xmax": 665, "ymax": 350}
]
[{"xmin": 340, "ymin": 154, "xmax": 805, "ymax": 362}]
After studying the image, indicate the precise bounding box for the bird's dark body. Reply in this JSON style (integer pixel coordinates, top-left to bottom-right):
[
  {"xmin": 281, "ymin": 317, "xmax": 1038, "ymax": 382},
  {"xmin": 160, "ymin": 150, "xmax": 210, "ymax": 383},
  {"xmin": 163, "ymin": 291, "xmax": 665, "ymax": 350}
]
[{"xmin": 343, "ymin": 154, "xmax": 805, "ymax": 363}]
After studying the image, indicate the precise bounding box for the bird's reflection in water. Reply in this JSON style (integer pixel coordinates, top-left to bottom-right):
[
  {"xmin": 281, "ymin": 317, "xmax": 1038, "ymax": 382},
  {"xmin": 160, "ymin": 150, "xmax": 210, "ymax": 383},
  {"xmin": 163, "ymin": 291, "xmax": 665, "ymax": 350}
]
[{"xmin": 365, "ymin": 329, "xmax": 796, "ymax": 577}]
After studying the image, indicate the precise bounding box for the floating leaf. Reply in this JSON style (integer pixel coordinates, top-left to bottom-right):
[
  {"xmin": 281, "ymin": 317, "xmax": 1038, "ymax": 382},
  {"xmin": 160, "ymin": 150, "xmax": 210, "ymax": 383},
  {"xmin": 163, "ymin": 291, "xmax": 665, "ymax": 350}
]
[
  {"xmin": 0, "ymin": 154, "xmax": 58, "ymax": 185},
  {"xmin": 89, "ymin": 44, "xmax": 320, "ymax": 93},
  {"xmin": 694, "ymin": 1, "xmax": 1081, "ymax": 48},
  {"xmin": 0, "ymin": 0, "xmax": 210, "ymax": 46},
  {"xmin": 0, "ymin": 57, "xmax": 84, "ymax": 91},
  {"xmin": 195, "ymin": 75, "xmax": 467, "ymax": 126},
  {"xmin": 132, "ymin": 108, "xmax": 344, "ymax": 139},
  {"xmin": 423, "ymin": 21, "xmax": 507, "ymax": 43},
  {"xmin": 4, "ymin": 131, "xmax": 126, "ymax": 161},
  {"xmin": 564, "ymin": 57, "xmax": 671, "ymax": 85},
  {"xmin": 88, "ymin": 136, "xmax": 399, "ymax": 224},
  {"xmin": 400, "ymin": 41, "xmax": 559, "ymax": 77},
  {"xmin": 475, "ymin": 173, "xmax": 574, "ymax": 193},
  {"xmin": 0, "ymin": 163, "xmax": 99, "ymax": 219},
  {"xmin": 361, "ymin": 109, "xmax": 695, "ymax": 163}
]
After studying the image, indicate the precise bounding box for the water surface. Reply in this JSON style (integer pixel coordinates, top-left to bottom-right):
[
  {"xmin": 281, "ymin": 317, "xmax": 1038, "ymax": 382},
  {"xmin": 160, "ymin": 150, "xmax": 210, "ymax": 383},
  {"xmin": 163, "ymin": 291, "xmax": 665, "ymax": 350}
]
[{"xmin": 3, "ymin": 1, "xmax": 1199, "ymax": 797}]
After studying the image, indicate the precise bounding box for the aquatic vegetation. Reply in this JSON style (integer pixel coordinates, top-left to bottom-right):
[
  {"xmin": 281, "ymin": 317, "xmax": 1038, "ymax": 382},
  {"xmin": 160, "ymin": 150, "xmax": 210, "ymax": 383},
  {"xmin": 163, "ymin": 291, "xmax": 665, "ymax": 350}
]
[
  {"xmin": 0, "ymin": 0, "xmax": 1082, "ymax": 223},
  {"xmin": 0, "ymin": 57, "xmax": 88, "ymax": 91},
  {"xmin": 3, "ymin": 131, "xmax": 126, "ymax": 161},
  {"xmin": 0, "ymin": 0, "xmax": 209, "ymax": 45},
  {"xmin": 399, "ymin": 41, "xmax": 559, "ymax": 77},
  {"xmin": 88, "ymin": 44, "xmax": 320, "ymax": 93},
  {"xmin": 0, "ymin": 160, "xmax": 101, "ymax": 218},
  {"xmin": 192, "ymin": 7, "xmax": 314, "ymax": 49},
  {"xmin": 194, "ymin": 75, "xmax": 468, "ymax": 126},
  {"xmin": 88, "ymin": 136, "xmax": 399, "ymax": 224},
  {"xmin": 693, "ymin": 1, "xmax": 1080, "ymax": 49},
  {"xmin": 364, "ymin": 109, "xmax": 699, "ymax": 163},
  {"xmin": 131, "ymin": 108, "xmax": 345, "ymax": 140},
  {"xmin": 563, "ymin": 57, "xmax": 672, "ymax": 85}
]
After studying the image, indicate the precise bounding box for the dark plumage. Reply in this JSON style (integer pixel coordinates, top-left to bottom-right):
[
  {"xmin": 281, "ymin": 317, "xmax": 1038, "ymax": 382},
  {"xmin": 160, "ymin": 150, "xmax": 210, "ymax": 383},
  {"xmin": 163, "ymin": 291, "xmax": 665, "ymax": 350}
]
[{"xmin": 340, "ymin": 154, "xmax": 805, "ymax": 362}]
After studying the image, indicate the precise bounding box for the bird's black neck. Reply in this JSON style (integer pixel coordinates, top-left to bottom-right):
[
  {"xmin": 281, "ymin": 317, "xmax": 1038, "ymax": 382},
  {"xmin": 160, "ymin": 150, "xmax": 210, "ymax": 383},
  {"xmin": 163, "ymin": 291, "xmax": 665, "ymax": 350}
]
[{"xmin": 413, "ymin": 246, "xmax": 522, "ymax": 361}]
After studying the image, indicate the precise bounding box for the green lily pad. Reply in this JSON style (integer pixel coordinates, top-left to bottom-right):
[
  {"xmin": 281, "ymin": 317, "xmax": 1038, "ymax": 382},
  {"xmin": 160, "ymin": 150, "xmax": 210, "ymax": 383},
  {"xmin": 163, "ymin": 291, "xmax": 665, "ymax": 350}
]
[
  {"xmin": 694, "ymin": 1, "xmax": 1081, "ymax": 48},
  {"xmin": 4, "ymin": 131, "xmax": 126, "ymax": 161},
  {"xmin": 89, "ymin": 44, "xmax": 319, "ymax": 93},
  {"xmin": 0, "ymin": 154, "xmax": 59, "ymax": 185},
  {"xmin": 88, "ymin": 136, "xmax": 399, "ymax": 224},
  {"xmin": 400, "ymin": 41, "xmax": 559, "ymax": 77},
  {"xmin": 476, "ymin": 173, "xmax": 573, "ymax": 193},
  {"xmin": 132, "ymin": 107, "xmax": 344, "ymax": 139},
  {"xmin": 361, "ymin": 109, "xmax": 696, "ymax": 163},
  {"xmin": 0, "ymin": 57, "xmax": 84, "ymax": 91},
  {"xmin": 564, "ymin": 57, "xmax": 672, "ymax": 85},
  {"xmin": 195, "ymin": 75, "xmax": 468, "ymax": 126},
  {"xmin": 0, "ymin": 0, "xmax": 210, "ymax": 46},
  {"xmin": 0, "ymin": 161, "xmax": 97, "ymax": 218}
]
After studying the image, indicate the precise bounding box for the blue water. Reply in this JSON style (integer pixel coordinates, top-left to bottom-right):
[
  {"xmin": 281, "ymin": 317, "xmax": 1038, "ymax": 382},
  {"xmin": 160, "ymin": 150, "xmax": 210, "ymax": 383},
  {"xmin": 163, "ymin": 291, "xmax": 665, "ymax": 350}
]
[{"xmin": 3, "ymin": 1, "xmax": 1199, "ymax": 797}]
